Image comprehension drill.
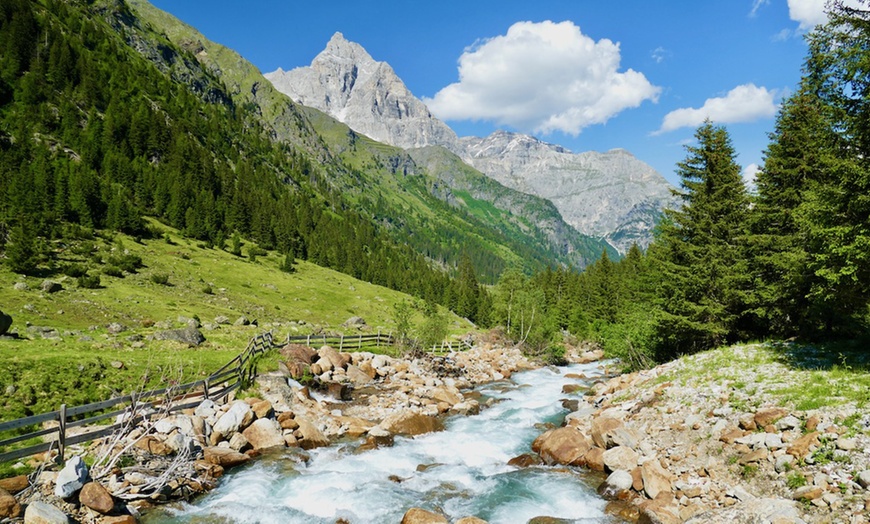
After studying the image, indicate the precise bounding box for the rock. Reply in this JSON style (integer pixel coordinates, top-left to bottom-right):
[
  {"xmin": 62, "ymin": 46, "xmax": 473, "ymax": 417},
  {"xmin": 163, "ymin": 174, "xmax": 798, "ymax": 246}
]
[
  {"xmin": 583, "ymin": 447, "xmax": 606, "ymax": 472},
  {"xmin": 0, "ymin": 488, "xmax": 21, "ymax": 519},
  {"xmin": 203, "ymin": 447, "xmax": 250, "ymax": 468},
  {"xmin": 212, "ymin": 400, "xmax": 255, "ymax": 438},
  {"xmin": 738, "ymin": 448, "xmax": 768, "ymax": 464},
  {"xmin": 602, "ymin": 446, "xmax": 639, "ymax": 472},
  {"xmin": 591, "ymin": 416, "xmax": 623, "ymax": 449},
  {"xmin": 532, "ymin": 427, "xmax": 591, "ymax": 466},
  {"xmin": 380, "ymin": 411, "xmax": 443, "ymax": 437},
  {"xmin": 508, "ymin": 453, "xmax": 543, "ymax": 467},
  {"xmin": 101, "ymin": 517, "xmax": 138, "ymax": 524},
  {"xmin": 24, "ymin": 501, "xmax": 70, "ymax": 524},
  {"xmin": 228, "ymin": 432, "xmax": 250, "ymax": 452},
  {"xmin": 194, "ymin": 399, "xmax": 217, "ymax": 418},
  {"xmin": 429, "ymin": 386, "xmax": 462, "ymax": 406},
  {"xmin": 79, "ymin": 481, "xmax": 114, "ymax": 514},
  {"xmin": 0, "ymin": 310, "xmax": 12, "ymax": 336},
  {"xmin": 598, "ymin": 470, "xmax": 634, "ymax": 500},
  {"xmin": 754, "ymin": 407, "xmax": 789, "ymax": 427},
  {"xmin": 13, "ymin": 282, "xmax": 28, "ymax": 291},
  {"xmin": 727, "ymin": 485, "xmax": 755, "ymax": 502},
  {"xmin": 786, "ymin": 431, "xmax": 820, "ymax": 459},
  {"xmin": 295, "ymin": 418, "xmax": 330, "ymax": 449},
  {"xmin": 234, "ymin": 316, "xmax": 250, "ymax": 326},
  {"xmin": 856, "ymin": 470, "xmax": 870, "ymax": 489},
  {"xmin": 792, "ymin": 485, "xmax": 824, "ymax": 501},
  {"xmin": 836, "ymin": 437, "xmax": 858, "ymax": 451},
  {"xmin": 151, "ymin": 326, "xmax": 206, "ymax": 346},
  {"xmin": 54, "ymin": 456, "xmax": 89, "ymax": 499},
  {"xmin": 242, "ymin": 419, "xmax": 285, "ymax": 450},
  {"xmin": 401, "ymin": 507, "xmax": 448, "ymax": 523},
  {"xmin": 41, "ymin": 280, "xmax": 62, "ymax": 293},
  {"xmin": 317, "ymin": 345, "xmax": 350, "ymax": 370},
  {"xmin": 0, "ymin": 475, "xmax": 28, "ymax": 494},
  {"xmin": 251, "ymin": 400, "xmax": 274, "ymax": 419},
  {"xmin": 775, "ymin": 454, "xmax": 795, "ymax": 473},
  {"xmin": 345, "ymin": 364, "xmax": 374, "ymax": 385},
  {"xmin": 110, "ymin": 360, "xmax": 125, "ymax": 369},
  {"xmin": 641, "ymin": 459, "xmax": 672, "ymax": 500},
  {"xmin": 776, "ymin": 415, "xmax": 801, "ymax": 431},
  {"xmin": 326, "ymin": 382, "xmax": 351, "ymax": 400},
  {"xmin": 134, "ymin": 436, "xmax": 173, "ymax": 455},
  {"xmin": 106, "ymin": 322, "xmax": 126, "ymax": 334},
  {"xmin": 455, "ymin": 518, "xmax": 488, "ymax": 524},
  {"xmin": 341, "ymin": 316, "xmax": 366, "ymax": 328},
  {"xmin": 214, "ymin": 315, "xmax": 230, "ymax": 325}
]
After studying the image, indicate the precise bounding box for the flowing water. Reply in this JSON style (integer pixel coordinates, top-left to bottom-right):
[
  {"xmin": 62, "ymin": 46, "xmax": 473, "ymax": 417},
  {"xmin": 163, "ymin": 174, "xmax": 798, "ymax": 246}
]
[{"xmin": 144, "ymin": 362, "xmax": 619, "ymax": 524}]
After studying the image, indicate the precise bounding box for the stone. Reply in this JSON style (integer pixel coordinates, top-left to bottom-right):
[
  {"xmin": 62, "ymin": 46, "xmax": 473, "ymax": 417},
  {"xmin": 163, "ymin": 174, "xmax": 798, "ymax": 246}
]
[
  {"xmin": 151, "ymin": 326, "xmax": 206, "ymax": 346},
  {"xmin": 107, "ymin": 322, "xmax": 126, "ymax": 334},
  {"xmin": 13, "ymin": 282, "xmax": 28, "ymax": 291},
  {"xmin": 281, "ymin": 343, "xmax": 317, "ymax": 364},
  {"xmin": 242, "ymin": 418, "xmax": 285, "ymax": 450},
  {"xmin": 776, "ymin": 415, "xmax": 801, "ymax": 431},
  {"xmin": 401, "ymin": 507, "xmax": 448, "ymax": 523},
  {"xmin": 23, "ymin": 501, "xmax": 69, "ymax": 524},
  {"xmin": 0, "ymin": 310, "xmax": 12, "ymax": 336},
  {"xmin": 41, "ymin": 280, "xmax": 62, "ymax": 293},
  {"xmin": 317, "ymin": 345, "xmax": 350, "ymax": 370},
  {"xmin": 429, "ymin": 386, "xmax": 462, "ymax": 406},
  {"xmin": 79, "ymin": 481, "xmax": 114, "ymax": 514},
  {"xmin": 598, "ymin": 470, "xmax": 634, "ymax": 500},
  {"xmin": 0, "ymin": 488, "xmax": 21, "ymax": 519},
  {"xmin": 326, "ymin": 382, "xmax": 351, "ymax": 400},
  {"xmin": 295, "ymin": 418, "xmax": 330, "ymax": 450},
  {"xmin": 641, "ymin": 459, "xmax": 672, "ymax": 500},
  {"xmin": 0, "ymin": 475, "xmax": 28, "ymax": 494},
  {"xmin": 54, "ymin": 455, "xmax": 89, "ymax": 499},
  {"xmin": 194, "ymin": 399, "xmax": 217, "ymax": 418},
  {"xmin": 251, "ymin": 400, "xmax": 274, "ymax": 420},
  {"xmin": 805, "ymin": 414, "xmax": 820, "ymax": 431},
  {"xmin": 631, "ymin": 467, "xmax": 644, "ymax": 491},
  {"xmin": 786, "ymin": 431, "xmax": 819, "ymax": 459},
  {"xmin": 455, "ymin": 518, "xmax": 487, "ymax": 524},
  {"xmin": 754, "ymin": 407, "xmax": 789, "ymax": 427},
  {"xmin": 727, "ymin": 485, "xmax": 755, "ymax": 502},
  {"xmin": 836, "ymin": 437, "xmax": 858, "ymax": 451},
  {"xmin": 603, "ymin": 446, "xmax": 639, "ymax": 472},
  {"xmin": 214, "ymin": 315, "xmax": 231, "ymax": 325},
  {"xmin": 134, "ymin": 435, "xmax": 173, "ymax": 455},
  {"xmin": 792, "ymin": 485, "xmax": 824, "ymax": 501},
  {"xmin": 532, "ymin": 427, "xmax": 591, "ymax": 466},
  {"xmin": 591, "ymin": 417, "xmax": 623, "ymax": 449},
  {"xmin": 341, "ymin": 316, "xmax": 366, "ymax": 328},
  {"xmin": 212, "ymin": 400, "xmax": 255, "ymax": 438},
  {"xmin": 637, "ymin": 499, "xmax": 680, "ymax": 524},
  {"xmin": 203, "ymin": 447, "xmax": 250, "ymax": 468},
  {"xmin": 380, "ymin": 411, "xmax": 443, "ymax": 437},
  {"xmin": 508, "ymin": 453, "xmax": 543, "ymax": 467},
  {"xmin": 775, "ymin": 454, "xmax": 795, "ymax": 473},
  {"xmin": 234, "ymin": 316, "xmax": 250, "ymax": 326},
  {"xmin": 228, "ymin": 433, "xmax": 250, "ymax": 452},
  {"xmin": 583, "ymin": 447, "xmax": 606, "ymax": 472},
  {"xmin": 346, "ymin": 364, "xmax": 374, "ymax": 385},
  {"xmin": 101, "ymin": 517, "xmax": 137, "ymax": 524},
  {"xmin": 738, "ymin": 448, "xmax": 768, "ymax": 464},
  {"xmin": 856, "ymin": 470, "xmax": 870, "ymax": 489}
]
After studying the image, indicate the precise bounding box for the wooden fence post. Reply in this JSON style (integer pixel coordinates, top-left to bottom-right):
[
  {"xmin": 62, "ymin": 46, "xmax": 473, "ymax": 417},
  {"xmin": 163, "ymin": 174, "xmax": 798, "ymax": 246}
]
[{"xmin": 57, "ymin": 404, "xmax": 67, "ymax": 464}]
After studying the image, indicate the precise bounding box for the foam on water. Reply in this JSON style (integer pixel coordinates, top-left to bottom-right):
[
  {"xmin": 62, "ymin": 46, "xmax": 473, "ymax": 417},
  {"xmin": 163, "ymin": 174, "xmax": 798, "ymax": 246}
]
[{"xmin": 145, "ymin": 363, "xmax": 616, "ymax": 524}]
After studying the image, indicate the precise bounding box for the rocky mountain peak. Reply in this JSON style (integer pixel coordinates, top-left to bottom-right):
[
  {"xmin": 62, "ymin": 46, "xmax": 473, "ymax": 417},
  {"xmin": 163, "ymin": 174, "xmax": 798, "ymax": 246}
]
[{"xmin": 317, "ymin": 32, "xmax": 375, "ymax": 68}]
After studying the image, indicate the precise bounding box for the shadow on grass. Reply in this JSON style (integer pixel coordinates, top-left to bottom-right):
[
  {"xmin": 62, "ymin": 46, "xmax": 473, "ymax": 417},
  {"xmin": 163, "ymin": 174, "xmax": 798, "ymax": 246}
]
[{"xmin": 768, "ymin": 338, "xmax": 870, "ymax": 372}]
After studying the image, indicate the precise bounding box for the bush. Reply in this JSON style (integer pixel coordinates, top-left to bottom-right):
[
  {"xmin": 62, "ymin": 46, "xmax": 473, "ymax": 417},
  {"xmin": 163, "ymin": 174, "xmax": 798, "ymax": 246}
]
[
  {"xmin": 61, "ymin": 263, "xmax": 88, "ymax": 278},
  {"xmin": 77, "ymin": 274, "xmax": 101, "ymax": 289},
  {"xmin": 202, "ymin": 285, "xmax": 213, "ymax": 295},
  {"xmin": 597, "ymin": 308, "xmax": 657, "ymax": 371},
  {"xmin": 107, "ymin": 254, "xmax": 143, "ymax": 273},
  {"xmin": 102, "ymin": 265, "xmax": 123, "ymax": 277},
  {"xmin": 150, "ymin": 273, "xmax": 170, "ymax": 286}
]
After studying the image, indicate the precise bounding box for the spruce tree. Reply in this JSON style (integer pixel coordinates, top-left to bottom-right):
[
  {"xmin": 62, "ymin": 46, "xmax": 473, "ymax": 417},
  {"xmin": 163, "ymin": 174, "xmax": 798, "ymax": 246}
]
[{"xmin": 651, "ymin": 121, "xmax": 750, "ymax": 357}]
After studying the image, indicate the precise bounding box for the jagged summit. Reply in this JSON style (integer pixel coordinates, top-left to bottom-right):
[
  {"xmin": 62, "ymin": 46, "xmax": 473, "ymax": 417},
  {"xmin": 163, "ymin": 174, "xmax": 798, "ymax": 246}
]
[{"xmin": 265, "ymin": 34, "xmax": 676, "ymax": 252}]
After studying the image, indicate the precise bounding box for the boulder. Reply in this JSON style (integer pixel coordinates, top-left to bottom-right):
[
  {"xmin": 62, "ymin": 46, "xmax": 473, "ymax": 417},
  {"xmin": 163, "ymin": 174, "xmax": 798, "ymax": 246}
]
[
  {"xmin": 346, "ymin": 364, "xmax": 374, "ymax": 385},
  {"xmin": 203, "ymin": 447, "xmax": 250, "ymax": 468},
  {"xmin": 54, "ymin": 456, "xmax": 89, "ymax": 499},
  {"xmin": 455, "ymin": 518, "xmax": 488, "ymax": 524},
  {"xmin": 856, "ymin": 470, "xmax": 870, "ymax": 489},
  {"xmin": 508, "ymin": 453, "xmax": 544, "ymax": 468},
  {"xmin": 212, "ymin": 400, "xmax": 255, "ymax": 438},
  {"xmin": 532, "ymin": 427, "xmax": 591, "ymax": 466},
  {"xmin": 152, "ymin": 326, "xmax": 206, "ymax": 346},
  {"xmin": 194, "ymin": 399, "xmax": 217, "ymax": 418},
  {"xmin": 591, "ymin": 417, "xmax": 623, "ymax": 449},
  {"xmin": 294, "ymin": 418, "xmax": 330, "ymax": 450},
  {"xmin": 24, "ymin": 501, "xmax": 69, "ymax": 524},
  {"xmin": 583, "ymin": 447, "xmax": 606, "ymax": 472},
  {"xmin": 234, "ymin": 316, "xmax": 250, "ymax": 326},
  {"xmin": 401, "ymin": 507, "xmax": 449, "ymax": 524},
  {"xmin": 326, "ymin": 382, "xmax": 351, "ymax": 401},
  {"xmin": 251, "ymin": 400, "xmax": 274, "ymax": 420},
  {"xmin": 602, "ymin": 446, "xmax": 639, "ymax": 472},
  {"xmin": 214, "ymin": 315, "xmax": 231, "ymax": 325},
  {"xmin": 786, "ymin": 431, "xmax": 820, "ymax": 459},
  {"xmin": 641, "ymin": 459, "xmax": 673, "ymax": 500},
  {"xmin": 598, "ymin": 470, "xmax": 633, "ymax": 500},
  {"xmin": 317, "ymin": 345, "xmax": 350, "ymax": 370},
  {"xmin": 0, "ymin": 310, "xmax": 12, "ymax": 336},
  {"xmin": 41, "ymin": 280, "xmax": 62, "ymax": 293},
  {"xmin": 754, "ymin": 407, "xmax": 789, "ymax": 427},
  {"xmin": 101, "ymin": 517, "xmax": 138, "ymax": 524},
  {"xmin": 242, "ymin": 419, "xmax": 285, "ymax": 450},
  {"xmin": 12, "ymin": 282, "xmax": 28, "ymax": 291},
  {"xmin": 228, "ymin": 432, "xmax": 250, "ymax": 452},
  {"xmin": 380, "ymin": 411, "xmax": 443, "ymax": 437},
  {"xmin": 281, "ymin": 344, "xmax": 317, "ymax": 364},
  {"xmin": 0, "ymin": 475, "xmax": 28, "ymax": 494},
  {"xmin": 429, "ymin": 386, "xmax": 462, "ymax": 406},
  {"xmin": 0, "ymin": 488, "xmax": 21, "ymax": 519},
  {"xmin": 341, "ymin": 316, "xmax": 367, "ymax": 328},
  {"xmin": 79, "ymin": 482, "xmax": 114, "ymax": 514},
  {"xmin": 134, "ymin": 435, "xmax": 173, "ymax": 456}
]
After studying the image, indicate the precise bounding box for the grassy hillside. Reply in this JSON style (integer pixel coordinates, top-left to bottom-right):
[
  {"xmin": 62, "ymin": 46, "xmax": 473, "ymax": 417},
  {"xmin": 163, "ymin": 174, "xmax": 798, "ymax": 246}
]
[{"xmin": 0, "ymin": 221, "xmax": 471, "ymax": 422}]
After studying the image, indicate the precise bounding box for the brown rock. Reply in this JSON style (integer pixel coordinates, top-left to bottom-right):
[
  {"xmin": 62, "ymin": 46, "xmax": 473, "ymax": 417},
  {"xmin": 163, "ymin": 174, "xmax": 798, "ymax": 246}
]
[
  {"xmin": 792, "ymin": 486, "xmax": 824, "ymax": 501},
  {"xmin": 754, "ymin": 407, "xmax": 789, "ymax": 427},
  {"xmin": 280, "ymin": 417, "xmax": 300, "ymax": 431},
  {"xmin": 295, "ymin": 418, "xmax": 330, "ymax": 449},
  {"xmin": 805, "ymin": 414, "xmax": 820, "ymax": 432},
  {"xmin": 508, "ymin": 453, "xmax": 543, "ymax": 467},
  {"xmin": 280, "ymin": 344, "xmax": 317, "ymax": 364},
  {"xmin": 380, "ymin": 411, "xmax": 443, "ymax": 437},
  {"xmin": 719, "ymin": 428, "xmax": 746, "ymax": 444},
  {"xmin": 637, "ymin": 498, "xmax": 680, "ymax": 524},
  {"xmin": 134, "ymin": 436, "xmax": 173, "ymax": 456},
  {"xmin": 739, "ymin": 448, "xmax": 769, "ymax": 464},
  {"xmin": 242, "ymin": 418, "xmax": 285, "ymax": 450},
  {"xmin": 603, "ymin": 446, "xmax": 639, "ymax": 472},
  {"xmin": 591, "ymin": 417, "xmax": 623, "ymax": 449},
  {"xmin": 455, "ymin": 518, "xmax": 488, "ymax": 524},
  {"xmin": 79, "ymin": 482, "xmax": 114, "ymax": 514},
  {"xmin": 359, "ymin": 360, "xmax": 377, "ymax": 379},
  {"xmin": 102, "ymin": 516, "xmax": 138, "ymax": 524},
  {"xmin": 562, "ymin": 384, "xmax": 584, "ymax": 394},
  {"xmin": 641, "ymin": 459, "xmax": 673, "ymax": 500},
  {"xmin": 203, "ymin": 447, "xmax": 250, "ymax": 468},
  {"xmin": 401, "ymin": 507, "xmax": 448, "ymax": 523},
  {"xmin": 346, "ymin": 364, "xmax": 374, "ymax": 385},
  {"xmin": 786, "ymin": 431, "xmax": 820, "ymax": 459},
  {"xmin": 0, "ymin": 488, "xmax": 21, "ymax": 519},
  {"xmin": 631, "ymin": 467, "xmax": 644, "ymax": 491},
  {"xmin": 738, "ymin": 413, "xmax": 757, "ymax": 431},
  {"xmin": 251, "ymin": 400, "xmax": 274, "ymax": 420},
  {"xmin": 194, "ymin": 460, "xmax": 224, "ymax": 479},
  {"xmin": 584, "ymin": 447, "xmax": 606, "ymax": 472},
  {"xmin": 0, "ymin": 475, "xmax": 28, "ymax": 494},
  {"xmin": 326, "ymin": 382, "xmax": 351, "ymax": 401},
  {"xmin": 429, "ymin": 386, "xmax": 462, "ymax": 406},
  {"xmin": 532, "ymin": 427, "xmax": 591, "ymax": 466}
]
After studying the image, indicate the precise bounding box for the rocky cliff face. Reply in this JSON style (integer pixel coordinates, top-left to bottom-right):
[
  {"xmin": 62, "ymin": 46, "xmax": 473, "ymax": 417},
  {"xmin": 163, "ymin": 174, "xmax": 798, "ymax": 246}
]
[
  {"xmin": 266, "ymin": 33, "xmax": 676, "ymax": 253},
  {"xmin": 265, "ymin": 33, "xmax": 462, "ymax": 153}
]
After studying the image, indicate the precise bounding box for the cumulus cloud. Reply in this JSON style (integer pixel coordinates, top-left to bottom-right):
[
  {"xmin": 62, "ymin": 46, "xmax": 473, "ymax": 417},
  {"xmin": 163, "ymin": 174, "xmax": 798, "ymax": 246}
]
[
  {"xmin": 423, "ymin": 20, "xmax": 660, "ymax": 135},
  {"xmin": 742, "ymin": 163, "xmax": 761, "ymax": 192},
  {"xmin": 655, "ymin": 83, "xmax": 778, "ymax": 134},
  {"xmin": 787, "ymin": 0, "xmax": 863, "ymax": 30}
]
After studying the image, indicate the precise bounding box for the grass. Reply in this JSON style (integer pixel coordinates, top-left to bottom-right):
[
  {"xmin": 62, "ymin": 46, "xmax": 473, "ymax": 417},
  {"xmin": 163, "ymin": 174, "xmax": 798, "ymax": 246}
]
[{"xmin": 0, "ymin": 220, "xmax": 472, "ymax": 425}]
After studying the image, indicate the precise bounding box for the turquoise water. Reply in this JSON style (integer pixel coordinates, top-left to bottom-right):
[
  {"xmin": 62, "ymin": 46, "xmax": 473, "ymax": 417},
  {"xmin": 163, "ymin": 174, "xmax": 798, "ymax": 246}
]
[{"xmin": 143, "ymin": 363, "xmax": 617, "ymax": 524}]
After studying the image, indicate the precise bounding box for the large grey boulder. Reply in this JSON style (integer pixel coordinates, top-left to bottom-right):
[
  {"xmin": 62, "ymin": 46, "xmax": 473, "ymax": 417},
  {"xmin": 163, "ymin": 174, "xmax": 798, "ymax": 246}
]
[
  {"xmin": 54, "ymin": 456, "xmax": 89, "ymax": 499},
  {"xmin": 0, "ymin": 310, "xmax": 11, "ymax": 336},
  {"xmin": 152, "ymin": 326, "xmax": 206, "ymax": 346},
  {"xmin": 212, "ymin": 400, "xmax": 254, "ymax": 439},
  {"xmin": 24, "ymin": 501, "xmax": 70, "ymax": 524}
]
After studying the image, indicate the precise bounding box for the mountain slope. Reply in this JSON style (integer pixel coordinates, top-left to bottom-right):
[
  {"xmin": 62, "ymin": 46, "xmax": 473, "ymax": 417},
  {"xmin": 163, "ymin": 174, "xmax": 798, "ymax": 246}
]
[{"xmin": 266, "ymin": 33, "xmax": 676, "ymax": 252}]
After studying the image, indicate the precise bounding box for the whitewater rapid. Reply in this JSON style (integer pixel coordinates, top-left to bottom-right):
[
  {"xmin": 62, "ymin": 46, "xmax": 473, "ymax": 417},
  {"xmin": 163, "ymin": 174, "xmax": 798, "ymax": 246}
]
[{"xmin": 144, "ymin": 363, "xmax": 617, "ymax": 523}]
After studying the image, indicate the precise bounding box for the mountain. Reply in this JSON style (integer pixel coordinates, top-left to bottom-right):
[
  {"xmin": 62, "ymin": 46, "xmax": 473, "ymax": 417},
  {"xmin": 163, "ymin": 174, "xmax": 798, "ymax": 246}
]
[{"xmin": 266, "ymin": 33, "xmax": 676, "ymax": 252}]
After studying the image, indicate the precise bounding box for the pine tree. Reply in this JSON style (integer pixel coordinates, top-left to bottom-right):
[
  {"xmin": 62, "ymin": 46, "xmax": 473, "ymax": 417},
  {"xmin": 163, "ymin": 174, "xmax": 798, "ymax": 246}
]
[{"xmin": 650, "ymin": 121, "xmax": 750, "ymax": 357}]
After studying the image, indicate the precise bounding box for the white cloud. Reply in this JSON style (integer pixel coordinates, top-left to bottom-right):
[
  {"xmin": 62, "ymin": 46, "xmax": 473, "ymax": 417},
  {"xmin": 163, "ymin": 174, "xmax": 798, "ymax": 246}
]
[
  {"xmin": 787, "ymin": 0, "xmax": 827, "ymax": 30},
  {"xmin": 651, "ymin": 46, "xmax": 669, "ymax": 64},
  {"xmin": 750, "ymin": 0, "xmax": 770, "ymax": 17},
  {"xmin": 656, "ymin": 83, "xmax": 778, "ymax": 134},
  {"xmin": 423, "ymin": 20, "xmax": 660, "ymax": 136},
  {"xmin": 742, "ymin": 163, "xmax": 761, "ymax": 191}
]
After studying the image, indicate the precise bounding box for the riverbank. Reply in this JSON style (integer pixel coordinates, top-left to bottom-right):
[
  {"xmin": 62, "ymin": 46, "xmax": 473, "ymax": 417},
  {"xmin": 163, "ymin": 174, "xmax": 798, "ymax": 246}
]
[{"xmin": 531, "ymin": 343, "xmax": 870, "ymax": 523}]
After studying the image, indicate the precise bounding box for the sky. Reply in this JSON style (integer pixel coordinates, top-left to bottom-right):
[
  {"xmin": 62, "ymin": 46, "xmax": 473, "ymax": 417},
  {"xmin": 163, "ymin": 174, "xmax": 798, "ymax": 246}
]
[{"xmin": 148, "ymin": 0, "xmax": 836, "ymax": 187}]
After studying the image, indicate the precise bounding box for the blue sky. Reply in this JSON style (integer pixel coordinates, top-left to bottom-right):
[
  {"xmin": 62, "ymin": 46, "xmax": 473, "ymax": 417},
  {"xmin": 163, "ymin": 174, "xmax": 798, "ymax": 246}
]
[{"xmin": 149, "ymin": 0, "xmax": 830, "ymax": 187}]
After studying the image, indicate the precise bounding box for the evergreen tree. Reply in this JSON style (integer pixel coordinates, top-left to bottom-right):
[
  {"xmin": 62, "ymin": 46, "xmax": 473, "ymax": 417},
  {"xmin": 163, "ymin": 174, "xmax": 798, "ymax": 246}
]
[
  {"xmin": 5, "ymin": 223, "xmax": 38, "ymax": 274},
  {"xmin": 650, "ymin": 121, "xmax": 750, "ymax": 357}
]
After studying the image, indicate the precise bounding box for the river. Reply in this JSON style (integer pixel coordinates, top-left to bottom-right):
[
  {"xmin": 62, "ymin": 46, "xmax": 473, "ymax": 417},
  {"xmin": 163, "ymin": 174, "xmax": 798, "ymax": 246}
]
[{"xmin": 144, "ymin": 362, "xmax": 619, "ymax": 523}]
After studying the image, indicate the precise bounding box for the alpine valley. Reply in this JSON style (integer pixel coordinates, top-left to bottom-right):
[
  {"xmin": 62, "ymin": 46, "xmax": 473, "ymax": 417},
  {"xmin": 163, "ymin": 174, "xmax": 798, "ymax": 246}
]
[{"xmin": 265, "ymin": 33, "xmax": 676, "ymax": 253}]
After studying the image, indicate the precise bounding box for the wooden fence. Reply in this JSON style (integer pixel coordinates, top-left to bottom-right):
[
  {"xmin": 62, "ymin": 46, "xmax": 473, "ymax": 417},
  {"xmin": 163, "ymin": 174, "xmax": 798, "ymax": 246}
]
[{"xmin": 0, "ymin": 331, "xmax": 395, "ymax": 465}]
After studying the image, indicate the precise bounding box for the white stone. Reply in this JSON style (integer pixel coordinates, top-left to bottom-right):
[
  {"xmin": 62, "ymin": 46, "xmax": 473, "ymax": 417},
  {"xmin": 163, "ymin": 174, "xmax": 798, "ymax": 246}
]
[{"xmin": 54, "ymin": 456, "xmax": 89, "ymax": 499}]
